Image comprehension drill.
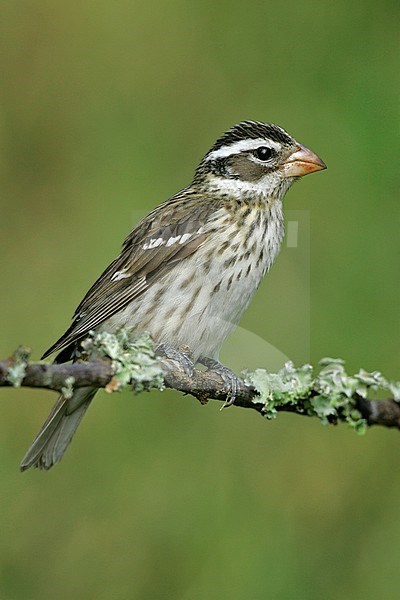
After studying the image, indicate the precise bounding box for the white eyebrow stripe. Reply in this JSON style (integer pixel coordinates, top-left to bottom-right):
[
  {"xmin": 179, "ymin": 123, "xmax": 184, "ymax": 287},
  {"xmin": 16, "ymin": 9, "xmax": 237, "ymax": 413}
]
[
  {"xmin": 143, "ymin": 237, "xmax": 165, "ymax": 250},
  {"xmin": 111, "ymin": 268, "xmax": 130, "ymax": 282},
  {"xmin": 206, "ymin": 138, "xmax": 281, "ymax": 161}
]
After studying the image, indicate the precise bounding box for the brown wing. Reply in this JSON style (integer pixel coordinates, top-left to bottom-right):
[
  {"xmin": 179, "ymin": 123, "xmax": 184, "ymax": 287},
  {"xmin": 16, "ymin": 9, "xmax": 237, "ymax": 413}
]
[{"xmin": 42, "ymin": 192, "xmax": 218, "ymax": 360}]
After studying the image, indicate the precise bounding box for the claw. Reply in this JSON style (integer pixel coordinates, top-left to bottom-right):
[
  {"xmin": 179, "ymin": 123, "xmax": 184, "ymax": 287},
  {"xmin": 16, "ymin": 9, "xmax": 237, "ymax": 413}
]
[
  {"xmin": 156, "ymin": 343, "xmax": 194, "ymax": 377},
  {"xmin": 198, "ymin": 357, "xmax": 240, "ymax": 407}
]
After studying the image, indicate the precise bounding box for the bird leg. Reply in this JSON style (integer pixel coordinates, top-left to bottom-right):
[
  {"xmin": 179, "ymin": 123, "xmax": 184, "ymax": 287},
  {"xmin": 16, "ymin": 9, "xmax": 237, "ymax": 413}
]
[
  {"xmin": 198, "ymin": 357, "xmax": 240, "ymax": 407},
  {"xmin": 156, "ymin": 342, "xmax": 194, "ymax": 377}
]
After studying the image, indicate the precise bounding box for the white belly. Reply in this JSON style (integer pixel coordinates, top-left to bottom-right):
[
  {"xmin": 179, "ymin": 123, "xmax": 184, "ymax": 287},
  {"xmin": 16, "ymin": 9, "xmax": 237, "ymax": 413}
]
[{"xmin": 111, "ymin": 202, "xmax": 284, "ymax": 360}]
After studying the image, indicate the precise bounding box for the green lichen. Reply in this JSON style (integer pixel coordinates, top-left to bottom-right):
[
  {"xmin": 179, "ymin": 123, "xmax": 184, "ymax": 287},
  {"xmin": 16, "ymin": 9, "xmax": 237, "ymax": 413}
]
[
  {"xmin": 244, "ymin": 358, "xmax": 400, "ymax": 435},
  {"xmin": 61, "ymin": 376, "xmax": 76, "ymax": 399},
  {"xmin": 79, "ymin": 329, "xmax": 164, "ymax": 393},
  {"xmin": 7, "ymin": 346, "xmax": 31, "ymax": 387},
  {"xmin": 244, "ymin": 362, "xmax": 313, "ymax": 419}
]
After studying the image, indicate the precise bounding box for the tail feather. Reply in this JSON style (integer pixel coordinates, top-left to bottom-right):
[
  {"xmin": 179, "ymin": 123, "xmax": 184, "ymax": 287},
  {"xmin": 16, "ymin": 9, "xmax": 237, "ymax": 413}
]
[{"xmin": 20, "ymin": 387, "xmax": 96, "ymax": 471}]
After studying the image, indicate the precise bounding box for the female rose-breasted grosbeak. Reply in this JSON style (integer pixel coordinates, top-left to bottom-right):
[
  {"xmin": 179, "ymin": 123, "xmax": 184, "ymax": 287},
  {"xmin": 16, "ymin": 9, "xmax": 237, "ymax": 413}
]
[{"xmin": 21, "ymin": 120, "xmax": 326, "ymax": 471}]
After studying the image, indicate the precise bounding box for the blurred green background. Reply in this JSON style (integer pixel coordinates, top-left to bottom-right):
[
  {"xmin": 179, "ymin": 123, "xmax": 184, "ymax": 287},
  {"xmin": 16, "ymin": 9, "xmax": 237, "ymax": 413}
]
[{"xmin": 1, "ymin": 1, "xmax": 399, "ymax": 598}]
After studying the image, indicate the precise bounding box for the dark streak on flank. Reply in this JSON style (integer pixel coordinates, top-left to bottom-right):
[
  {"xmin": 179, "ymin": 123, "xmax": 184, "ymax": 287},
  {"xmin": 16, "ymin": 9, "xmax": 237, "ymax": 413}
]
[{"xmin": 217, "ymin": 241, "xmax": 230, "ymax": 255}]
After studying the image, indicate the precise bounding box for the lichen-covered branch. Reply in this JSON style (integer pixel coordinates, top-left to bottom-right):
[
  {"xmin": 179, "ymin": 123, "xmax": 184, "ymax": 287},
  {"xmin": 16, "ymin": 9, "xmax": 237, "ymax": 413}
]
[{"xmin": 1, "ymin": 331, "xmax": 400, "ymax": 432}]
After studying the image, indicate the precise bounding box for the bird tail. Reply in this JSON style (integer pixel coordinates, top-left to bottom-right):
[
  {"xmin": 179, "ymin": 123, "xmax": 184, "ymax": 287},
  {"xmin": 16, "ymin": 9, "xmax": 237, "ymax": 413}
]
[{"xmin": 20, "ymin": 386, "xmax": 97, "ymax": 471}]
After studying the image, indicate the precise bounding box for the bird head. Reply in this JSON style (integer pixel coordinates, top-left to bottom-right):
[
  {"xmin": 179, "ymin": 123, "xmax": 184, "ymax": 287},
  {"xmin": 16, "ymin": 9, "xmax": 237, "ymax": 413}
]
[{"xmin": 194, "ymin": 121, "xmax": 326, "ymax": 201}]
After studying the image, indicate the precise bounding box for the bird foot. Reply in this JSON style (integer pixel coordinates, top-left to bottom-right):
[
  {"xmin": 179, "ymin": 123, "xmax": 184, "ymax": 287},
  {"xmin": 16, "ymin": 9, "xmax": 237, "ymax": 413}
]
[
  {"xmin": 198, "ymin": 357, "xmax": 240, "ymax": 408},
  {"xmin": 156, "ymin": 343, "xmax": 194, "ymax": 377}
]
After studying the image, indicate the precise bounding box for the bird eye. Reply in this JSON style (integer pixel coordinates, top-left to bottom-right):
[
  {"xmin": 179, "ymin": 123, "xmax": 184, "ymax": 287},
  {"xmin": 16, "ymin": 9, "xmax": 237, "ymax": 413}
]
[{"xmin": 255, "ymin": 146, "xmax": 273, "ymax": 161}]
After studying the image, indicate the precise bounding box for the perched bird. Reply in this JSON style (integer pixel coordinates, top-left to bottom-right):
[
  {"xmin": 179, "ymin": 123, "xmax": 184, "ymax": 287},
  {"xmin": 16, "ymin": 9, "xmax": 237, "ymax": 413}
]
[{"xmin": 20, "ymin": 120, "xmax": 326, "ymax": 471}]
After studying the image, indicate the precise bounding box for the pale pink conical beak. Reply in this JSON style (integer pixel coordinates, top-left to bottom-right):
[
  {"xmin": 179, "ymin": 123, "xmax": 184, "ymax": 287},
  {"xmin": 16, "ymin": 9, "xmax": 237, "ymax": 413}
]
[{"xmin": 282, "ymin": 144, "xmax": 326, "ymax": 177}]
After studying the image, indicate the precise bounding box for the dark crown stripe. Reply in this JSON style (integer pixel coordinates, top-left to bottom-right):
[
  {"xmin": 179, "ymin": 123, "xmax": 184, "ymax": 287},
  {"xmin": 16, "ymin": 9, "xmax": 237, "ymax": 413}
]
[{"xmin": 210, "ymin": 121, "xmax": 292, "ymax": 153}]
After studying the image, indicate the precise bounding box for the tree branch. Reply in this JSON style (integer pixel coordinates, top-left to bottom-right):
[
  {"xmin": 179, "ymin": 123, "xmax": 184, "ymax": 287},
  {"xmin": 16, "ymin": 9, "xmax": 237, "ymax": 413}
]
[{"xmin": 1, "ymin": 335, "xmax": 400, "ymax": 432}]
